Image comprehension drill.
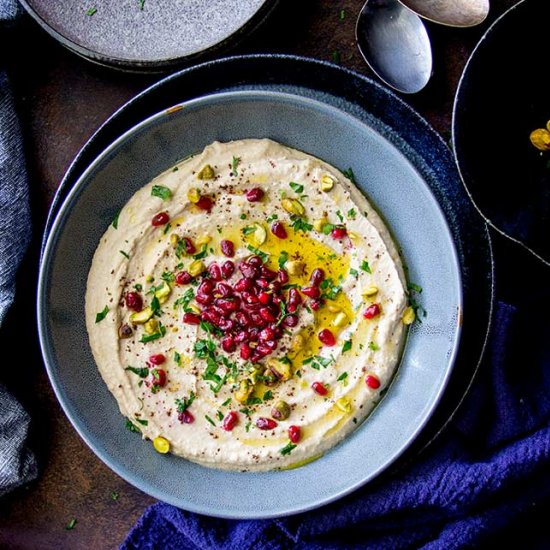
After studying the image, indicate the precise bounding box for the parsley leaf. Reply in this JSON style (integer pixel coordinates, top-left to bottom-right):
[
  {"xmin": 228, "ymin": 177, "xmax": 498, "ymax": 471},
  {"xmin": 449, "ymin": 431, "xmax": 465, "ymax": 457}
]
[
  {"xmin": 242, "ymin": 225, "xmax": 257, "ymax": 236},
  {"xmin": 349, "ymin": 268, "xmax": 359, "ymax": 278},
  {"xmin": 193, "ymin": 245, "xmax": 208, "ymax": 260},
  {"xmin": 246, "ymin": 245, "xmax": 269, "ymax": 262},
  {"xmin": 289, "ymin": 182, "xmax": 304, "ymax": 194},
  {"xmin": 119, "ymin": 250, "xmax": 130, "ymax": 259},
  {"xmin": 336, "ymin": 210, "xmax": 344, "ymax": 223},
  {"xmin": 368, "ymin": 341, "xmax": 380, "ymax": 351},
  {"xmin": 151, "ymin": 185, "xmax": 172, "ymax": 201},
  {"xmin": 303, "ymin": 355, "xmax": 335, "ymax": 370},
  {"xmin": 408, "ymin": 282, "xmax": 423, "ymax": 293},
  {"xmin": 161, "ymin": 271, "xmax": 175, "ymax": 283},
  {"xmin": 95, "ymin": 306, "xmax": 109, "ymax": 323},
  {"xmin": 337, "ymin": 372, "xmax": 348, "ymax": 382},
  {"xmin": 139, "ymin": 323, "xmax": 166, "ymax": 343},
  {"xmin": 320, "ymin": 278, "xmax": 342, "ymax": 300},
  {"xmin": 290, "ymin": 216, "xmax": 313, "ymax": 233},
  {"xmin": 173, "ymin": 351, "xmax": 181, "ymax": 366},
  {"xmin": 360, "ymin": 260, "xmax": 372, "ymax": 273},
  {"xmin": 125, "ymin": 366, "xmax": 149, "ymax": 378},
  {"xmin": 347, "ymin": 208, "xmax": 357, "ymax": 220},
  {"xmin": 280, "ymin": 442, "xmax": 297, "ymax": 456},
  {"xmin": 342, "ymin": 167, "xmax": 356, "ymax": 183},
  {"xmin": 175, "ymin": 392, "xmax": 195, "ymax": 413},
  {"xmin": 125, "ymin": 419, "xmax": 141, "ymax": 434},
  {"xmin": 135, "ymin": 418, "xmax": 148, "ymax": 426},
  {"xmin": 86, "ymin": 7, "xmax": 97, "ymax": 16},
  {"xmin": 111, "ymin": 491, "xmax": 119, "ymax": 501},
  {"xmin": 205, "ymin": 415, "xmax": 216, "ymax": 426},
  {"xmin": 174, "ymin": 288, "xmax": 195, "ymax": 312},
  {"xmin": 342, "ymin": 339, "xmax": 353, "ymax": 353},
  {"xmin": 65, "ymin": 518, "xmax": 77, "ymax": 530},
  {"xmin": 263, "ymin": 390, "xmax": 273, "ymax": 401},
  {"xmin": 278, "ymin": 251, "xmax": 289, "ymax": 268},
  {"xmin": 231, "ymin": 156, "xmax": 241, "ymax": 177}
]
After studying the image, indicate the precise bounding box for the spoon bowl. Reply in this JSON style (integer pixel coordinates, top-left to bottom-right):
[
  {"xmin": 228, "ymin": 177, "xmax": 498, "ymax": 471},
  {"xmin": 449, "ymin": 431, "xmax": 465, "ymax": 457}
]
[
  {"xmin": 356, "ymin": 0, "xmax": 433, "ymax": 94},
  {"xmin": 398, "ymin": 0, "xmax": 489, "ymax": 28}
]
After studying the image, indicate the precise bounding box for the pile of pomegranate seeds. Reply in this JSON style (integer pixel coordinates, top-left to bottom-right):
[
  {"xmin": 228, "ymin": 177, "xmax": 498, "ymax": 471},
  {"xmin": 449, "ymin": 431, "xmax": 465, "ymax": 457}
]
[{"xmin": 181, "ymin": 255, "xmax": 328, "ymax": 363}]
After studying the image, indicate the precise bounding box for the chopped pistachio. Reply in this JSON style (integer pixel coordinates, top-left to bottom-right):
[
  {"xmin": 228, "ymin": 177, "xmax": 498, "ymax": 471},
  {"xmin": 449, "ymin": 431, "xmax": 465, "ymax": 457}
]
[
  {"xmin": 188, "ymin": 260, "xmax": 205, "ymax": 277},
  {"xmin": 144, "ymin": 318, "xmax": 159, "ymax": 334},
  {"xmin": 332, "ymin": 312, "xmax": 349, "ymax": 328},
  {"xmin": 402, "ymin": 306, "xmax": 416, "ymax": 325},
  {"xmin": 153, "ymin": 436, "xmax": 170, "ymax": 454},
  {"xmin": 187, "ymin": 188, "xmax": 201, "ymax": 203},
  {"xmin": 285, "ymin": 260, "xmax": 306, "ymax": 276},
  {"xmin": 235, "ymin": 380, "xmax": 253, "ymax": 403},
  {"xmin": 320, "ymin": 175, "xmax": 335, "ymax": 192},
  {"xmin": 129, "ymin": 306, "xmax": 154, "ymax": 324},
  {"xmin": 281, "ymin": 198, "xmax": 305, "ymax": 216},
  {"xmin": 197, "ymin": 164, "xmax": 215, "ymax": 180},
  {"xmin": 362, "ymin": 285, "xmax": 379, "ymax": 297},
  {"xmin": 336, "ymin": 397, "xmax": 352, "ymax": 413}
]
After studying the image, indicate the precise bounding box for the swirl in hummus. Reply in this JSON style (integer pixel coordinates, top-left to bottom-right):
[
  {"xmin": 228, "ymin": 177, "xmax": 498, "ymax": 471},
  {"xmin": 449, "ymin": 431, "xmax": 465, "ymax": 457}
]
[{"xmin": 85, "ymin": 139, "xmax": 414, "ymax": 471}]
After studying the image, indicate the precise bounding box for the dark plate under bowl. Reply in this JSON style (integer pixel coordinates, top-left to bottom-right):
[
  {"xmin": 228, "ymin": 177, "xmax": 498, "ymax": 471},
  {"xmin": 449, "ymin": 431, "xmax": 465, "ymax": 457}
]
[
  {"xmin": 453, "ymin": 0, "xmax": 550, "ymax": 265},
  {"xmin": 42, "ymin": 53, "xmax": 494, "ymax": 482}
]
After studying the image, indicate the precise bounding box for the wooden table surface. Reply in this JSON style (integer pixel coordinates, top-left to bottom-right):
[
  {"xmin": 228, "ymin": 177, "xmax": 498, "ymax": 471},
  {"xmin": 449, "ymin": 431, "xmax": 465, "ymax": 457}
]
[{"xmin": 0, "ymin": 1, "xmax": 520, "ymax": 548}]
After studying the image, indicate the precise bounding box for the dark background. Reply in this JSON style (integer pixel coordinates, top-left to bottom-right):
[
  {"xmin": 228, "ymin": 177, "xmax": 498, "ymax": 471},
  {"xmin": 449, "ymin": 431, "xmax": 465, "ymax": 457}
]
[{"xmin": 2, "ymin": 1, "xmax": 544, "ymax": 548}]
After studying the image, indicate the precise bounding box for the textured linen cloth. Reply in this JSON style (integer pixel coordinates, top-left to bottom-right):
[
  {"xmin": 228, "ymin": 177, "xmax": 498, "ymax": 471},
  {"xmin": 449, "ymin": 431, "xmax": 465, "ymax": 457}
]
[{"xmin": 0, "ymin": 0, "xmax": 37, "ymax": 497}]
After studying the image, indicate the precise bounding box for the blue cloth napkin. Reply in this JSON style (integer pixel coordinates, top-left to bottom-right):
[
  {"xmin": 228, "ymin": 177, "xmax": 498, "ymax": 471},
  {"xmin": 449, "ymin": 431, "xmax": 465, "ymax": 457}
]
[
  {"xmin": 122, "ymin": 233, "xmax": 550, "ymax": 548},
  {"xmin": 0, "ymin": 0, "xmax": 37, "ymax": 497}
]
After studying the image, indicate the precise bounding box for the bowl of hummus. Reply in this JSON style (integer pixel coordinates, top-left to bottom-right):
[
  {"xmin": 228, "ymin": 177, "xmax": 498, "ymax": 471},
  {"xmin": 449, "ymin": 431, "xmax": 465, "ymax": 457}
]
[{"xmin": 39, "ymin": 91, "xmax": 462, "ymax": 517}]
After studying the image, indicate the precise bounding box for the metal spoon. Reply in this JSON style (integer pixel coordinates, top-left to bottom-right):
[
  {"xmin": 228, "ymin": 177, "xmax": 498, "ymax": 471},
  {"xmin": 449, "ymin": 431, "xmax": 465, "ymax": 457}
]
[
  {"xmin": 356, "ymin": 0, "xmax": 433, "ymax": 94},
  {"xmin": 398, "ymin": 0, "xmax": 489, "ymax": 28}
]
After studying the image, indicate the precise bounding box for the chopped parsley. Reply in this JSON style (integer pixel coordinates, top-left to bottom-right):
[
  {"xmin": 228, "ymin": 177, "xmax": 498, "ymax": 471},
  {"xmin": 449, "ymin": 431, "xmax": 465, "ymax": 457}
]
[
  {"xmin": 138, "ymin": 0, "xmax": 145, "ymax": 10},
  {"xmin": 408, "ymin": 282, "xmax": 423, "ymax": 293},
  {"xmin": 320, "ymin": 278, "xmax": 342, "ymax": 300},
  {"xmin": 221, "ymin": 398, "xmax": 232, "ymax": 407},
  {"xmin": 246, "ymin": 397, "xmax": 263, "ymax": 406},
  {"xmin": 246, "ymin": 245, "xmax": 269, "ymax": 262},
  {"xmin": 242, "ymin": 225, "xmax": 257, "ymax": 236},
  {"xmin": 95, "ymin": 306, "xmax": 109, "ymax": 323},
  {"xmin": 336, "ymin": 210, "xmax": 344, "ymax": 223},
  {"xmin": 175, "ymin": 392, "xmax": 196, "ymax": 413},
  {"xmin": 349, "ymin": 268, "xmax": 359, "ymax": 278},
  {"xmin": 342, "ymin": 167, "xmax": 356, "ymax": 183},
  {"xmin": 303, "ymin": 355, "xmax": 335, "ymax": 370},
  {"xmin": 263, "ymin": 390, "xmax": 273, "ymax": 401},
  {"xmin": 125, "ymin": 419, "xmax": 141, "ymax": 434},
  {"xmin": 240, "ymin": 213, "xmax": 247, "ymax": 220},
  {"xmin": 161, "ymin": 271, "xmax": 175, "ymax": 283},
  {"xmin": 111, "ymin": 491, "xmax": 119, "ymax": 501},
  {"xmin": 339, "ymin": 9, "xmax": 345, "ymax": 20},
  {"xmin": 216, "ymin": 410, "xmax": 224, "ymax": 421},
  {"xmin": 278, "ymin": 251, "xmax": 289, "ymax": 268},
  {"xmin": 119, "ymin": 250, "xmax": 130, "ymax": 259},
  {"xmin": 163, "ymin": 223, "xmax": 172, "ymax": 235},
  {"xmin": 139, "ymin": 323, "xmax": 166, "ymax": 343},
  {"xmin": 290, "ymin": 216, "xmax": 313, "ymax": 233},
  {"xmin": 174, "ymin": 288, "xmax": 195, "ymax": 312},
  {"xmin": 280, "ymin": 442, "xmax": 297, "ymax": 456},
  {"xmin": 337, "ymin": 372, "xmax": 348, "ymax": 382},
  {"xmin": 86, "ymin": 7, "xmax": 97, "ymax": 16},
  {"xmin": 289, "ymin": 181, "xmax": 304, "ymax": 194},
  {"xmin": 173, "ymin": 351, "xmax": 181, "ymax": 366},
  {"xmin": 193, "ymin": 245, "xmax": 208, "ymax": 260},
  {"xmin": 135, "ymin": 418, "xmax": 148, "ymax": 426},
  {"xmin": 65, "ymin": 518, "xmax": 77, "ymax": 530},
  {"xmin": 368, "ymin": 341, "xmax": 380, "ymax": 351},
  {"xmin": 360, "ymin": 260, "xmax": 372, "ymax": 273},
  {"xmin": 331, "ymin": 50, "xmax": 341, "ymax": 64},
  {"xmin": 151, "ymin": 185, "xmax": 172, "ymax": 201},
  {"xmin": 347, "ymin": 208, "xmax": 357, "ymax": 220},
  {"xmin": 125, "ymin": 366, "xmax": 149, "ymax": 378},
  {"xmin": 321, "ymin": 222, "xmax": 335, "ymax": 235},
  {"xmin": 150, "ymin": 295, "xmax": 161, "ymax": 316},
  {"xmin": 408, "ymin": 282, "xmax": 427, "ymax": 322},
  {"xmin": 231, "ymin": 156, "xmax": 241, "ymax": 177},
  {"xmin": 134, "ymin": 283, "xmax": 143, "ymax": 291},
  {"xmin": 205, "ymin": 415, "xmax": 216, "ymax": 427},
  {"xmin": 266, "ymin": 213, "xmax": 278, "ymax": 223},
  {"xmin": 342, "ymin": 339, "xmax": 353, "ymax": 353}
]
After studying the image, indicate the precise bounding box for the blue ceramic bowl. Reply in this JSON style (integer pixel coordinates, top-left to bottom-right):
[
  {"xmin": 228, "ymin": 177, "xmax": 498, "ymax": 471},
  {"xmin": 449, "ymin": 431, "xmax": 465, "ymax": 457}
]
[{"xmin": 38, "ymin": 91, "xmax": 462, "ymax": 518}]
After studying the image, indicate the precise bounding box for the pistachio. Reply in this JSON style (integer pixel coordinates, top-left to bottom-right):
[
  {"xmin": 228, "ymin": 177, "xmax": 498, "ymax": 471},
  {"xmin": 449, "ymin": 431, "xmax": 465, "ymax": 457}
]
[
  {"xmin": 336, "ymin": 397, "xmax": 352, "ymax": 413},
  {"xmin": 529, "ymin": 128, "xmax": 550, "ymax": 152},
  {"xmin": 362, "ymin": 285, "xmax": 379, "ymax": 298},
  {"xmin": 129, "ymin": 306, "xmax": 153, "ymax": 325},
  {"xmin": 313, "ymin": 217, "xmax": 328, "ymax": 232},
  {"xmin": 235, "ymin": 380, "xmax": 253, "ymax": 403},
  {"xmin": 145, "ymin": 274, "xmax": 154, "ymax": 283},
  {"xmin": 187, "ymin": 188, "xmax": 201, "ymax": 203},
  {"xmin": 332, "ymin": 312, "xmax": 349, "ymax": 328},
  {"xmin": 320, "ymin": 175, "xmax": 335, "ymax": 192},
  {"xmin": 267, "ymin": 358, "xmax": 292, "ymax": 381},
  {"xmin": 170, "ymin": 234, "xmax": 180, "ymax": 248},
  {"xmin": 262, "ymin": 368, "xmax": 278, "ymax": 387},
  {"xmin": 196, "ymin": 234, "xmax": 212, "ymax": 246},
  {"xmin": 248, "ymin": 364, "xmax": 264, "ymax": 385},
  {"xmin": 281, "ymin": 198, "xmax": 305, "ymax": 216},
  {"xmin": 251, "ymin": 223, "xmax": 267, "ymax": 246},
  {"xmin": 144, "ymin": 318, "xmax": 159, "ymax": 334},
  {"xmin": 187, "ymin": 303, "xmax": 201, "ymax": 314},
  {"xmin": 197, "ymin": 164, "xmax": 215, "ymax": 180},
  {"xmin": 285, "ymin": 260, "xmax": 306, "ymax": 276},
  {"xmin": 188, "ymin": 260, "xmax": 205, "ymax": 277},
  {"xmin": 118, "ymin": 323, "xmax": 133, "ymax": 338},
  {"xmin": 327, "ymin": 304, "xmax": 342, "ymax": 313},
  {"xmin": 348, "ymin": 232, "xmax": 360, "ymax": 243},
  {"xmin": 153, "ymin": 436, "xmax": 170, "ymax": 454},
  {"xmin": 271, "ymin": 400, "xmax": 291, "ymax": 421},
  {"xmin": 402, "ymin": 306, "xmax": 416, "ymax": 325},
  {"xmin": 154, "ymin": 281, "xmax": 172, "ymax": 304}
]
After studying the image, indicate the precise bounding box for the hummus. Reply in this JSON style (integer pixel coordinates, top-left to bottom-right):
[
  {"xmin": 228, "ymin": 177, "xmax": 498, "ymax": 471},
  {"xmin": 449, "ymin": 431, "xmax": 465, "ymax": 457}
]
[{"xmin": 85, "ymin": 139, "xmax": 411, "ymax": 471}]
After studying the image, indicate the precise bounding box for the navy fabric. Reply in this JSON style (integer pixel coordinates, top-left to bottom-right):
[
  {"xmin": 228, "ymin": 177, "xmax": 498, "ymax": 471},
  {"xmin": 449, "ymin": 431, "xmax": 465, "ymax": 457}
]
[
  {"xmin": 0, "ymin": 0, "xmax": 37, "ymax": 497},
  {"xmin": 122, "ymin": 244, "xmax": 550, "ymax": 549}
]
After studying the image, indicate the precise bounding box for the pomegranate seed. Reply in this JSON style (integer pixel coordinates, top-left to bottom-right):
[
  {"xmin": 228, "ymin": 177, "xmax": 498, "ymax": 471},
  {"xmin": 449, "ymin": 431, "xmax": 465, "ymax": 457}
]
[
  {"xmin": 240, "ymin": 343, "xmax": 252, "ymax": 360},
  {"xmin": 248, "ymin": 328, "xmax": 260, "ymax": 341},
  {"xmin": 234, "ymin": 330, "xmax": 248, "ymax": 343},
  {"xmin": 310, "ymin": 298, "xmax": 324, "ymax": 311},
  {"xmin": 259, "ymin": 327, "xmax": 275, "ymax": 341},
  {"xmin": 301, "ymin": 286, "xmax": 321, "ymax": 299},
  {"xmin": 287, "ymin": 288, "xmax": 302, "ymax": 313},
  {"xmin": 235, "ymin": 277, "xmax": 253, "ymax": 292},
  {"xmin": 195, "ymin": 293, "xmax": 213, "ymax": 305},
  {"xmin": 216, "ymin": 282, "xmax": 233, "ymax": 297},
  {"xmin": 198, "ymin": 279, "xmax": 215, "ymax": 295},
  {"xmin": 249, "ymin": 312, "xmax": 264, "ymax": 326},
  {"xmin": 125, "ymin": 292, "xmax": 143, "ymax": 311},
  {"xmin": 283, "ymin": 314, "xmax": 298, "ymax": 327},
  {"xmin": 259, "ymin": 307, "xmax": 276, "ymax": 322},
  {"xmin": 310, "ymin": 268, "xmax": 325, "ymax": 287},
  {"xmin": 220, "ymin": 239, "xmax": 235, "ymax": 257},
  {"xmin": 151, "ymin": 368, "xmax": 167, "ymax": 388},
  {"xmin": 269, "ymin": 281, "xmax": 281, "ymax": 293},
  {"xmin": 242, "ymin": 291, "xmax": 258, "ymax": 305},
  {"xmin": 366, "ymin": 374, "xmax": 381, "ymax": 389},
  {"xmin": 219, "ymin": 318, "xmax": 235, "ymax": 332},
  {"xmin": 258, "ymin": 291, "xmax": 271, "ymax": 305},
  {"xmin": 278, "ymin": 269, "xmax": 289, "ymax": 284},
  {"xmin": 175, "ymin": 271, "xmax": 193, "ymax": 285},
  {"xmin": 312, "ymin": 381, "xmax": 328, "ymax": 396},
  {"xmin": 288, "ymin": 425, "xmax": 301, "ymax": 443},
  {"xmin": 260, "ymin": 267, "xmax": 277, "ymax": 280},
  {"xmin": 183, "ymin": 312, "xmax": 201, "ymax": 325},
  {"xmin": 239, "ymin": 263, "xmax": 259, "ymax": 279},
  {"xmin": 221, "ymin": 335, "xmax": 236, "ymax": 353},
  {"xmin": 196, "ymin": 195, "xmax": 213, "ymax": 212},
  {"xmin": 207, "ymin": 263, "xmax": 222, "ymax": 281},
  {"xmin": 152, "ymin": 212, "xmax": 169, "ymax": 226},
  {"xmin": 271, "ymin": 221, "xmax": 287, "ymax": 239},
  {"xmin": 331, "ymin": 226, "xmax": 347, "ymax": 239},
  {"xmin": 318, "ymin": 328, "xmax": 336, "ymax": 346},
  {"xmin": 149, "ymin": 354, "xmax": 166, "ymax": 365},
  {"xmin": 248, "ymin": 255, "xmax": 263, "ymax": 267},
  {"xmin": 256, "ymin": 417, "xmax": 277, "ymax": 430},
  {"xmin": 363, "ymin": 303, "xmax": 381, "ymax": 319},
  {"xmin": 221, "ymin": 260, "xmax": 235, "ymax": 279},
  {"xmin": 182, "ymin": 237, "xmax": 196, "ymax": 255},
  {"xmin": 256, "ymin": 344, "xmax": 273, "ymax": 356},
  {"xmin": 272, "ymin": 295, "xmax": 283, "ymax": 305},
  {"xmin": 223, "ymin": 411, "xmax": 239, "ymax": 431},
  {"xmin": 217, "ymin": 298, "xmax": 240, "ymax": 313},
  {"xmin": 246, "ymin": 187, "xmax": 264, "ymax": 202},
  {"xmin": 178, "ymin": 410, "xmax": 195, "ymax": 424},
  {"xmin": 235, "ymin": 312, "xmax": 250, "ymax": 327},
  {"xmin": 256, "ymin": 278, "xmax": 270, "ymax": 289},
  {"xmin": 263, "ymin": 340, "xmax": 277, "ymax": 350}
]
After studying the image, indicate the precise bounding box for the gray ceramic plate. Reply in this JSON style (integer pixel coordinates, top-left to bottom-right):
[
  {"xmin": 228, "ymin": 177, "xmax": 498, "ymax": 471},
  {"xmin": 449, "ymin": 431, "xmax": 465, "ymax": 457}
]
[
  {"xmin": 38, "ymin": 91, "xmax": 462, "ymax": 518},
  {"xmin": 19, "ymin": 0, "xmax": 277, "ymax": 70}
]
